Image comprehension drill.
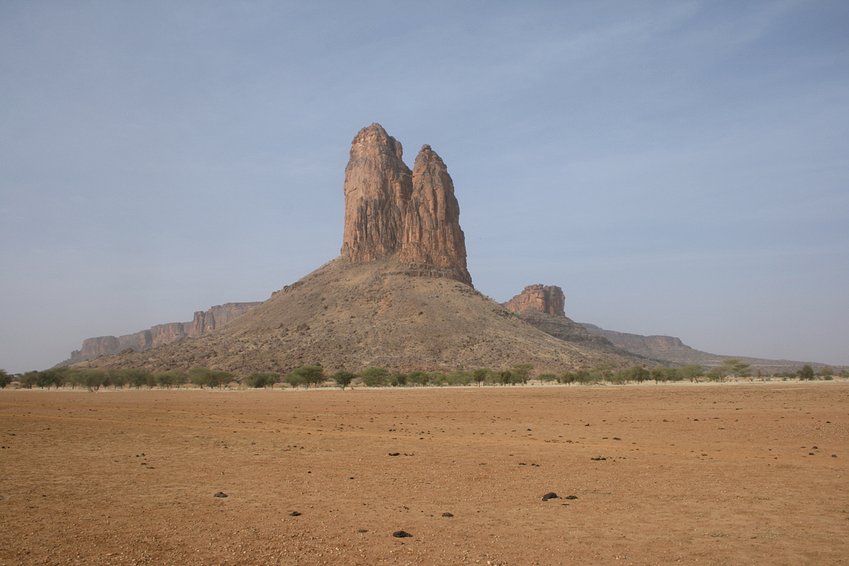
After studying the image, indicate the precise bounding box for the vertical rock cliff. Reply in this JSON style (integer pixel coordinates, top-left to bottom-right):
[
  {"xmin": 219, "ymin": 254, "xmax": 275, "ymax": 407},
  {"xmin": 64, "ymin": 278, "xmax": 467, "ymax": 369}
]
[
  {"xmin": 341, "ymin": 123, "xmax": 412, "ymax": 263},
  {"xmin": 400, "ymin": 145, "xmax": 471, "ymax": 285},
  {"xmin": 340, "ymin": 124, "xmax": 471, "ymax": 286},
  {"xmin": 504, "ymin": 284, "xmax": 566, "ymax": 317}
]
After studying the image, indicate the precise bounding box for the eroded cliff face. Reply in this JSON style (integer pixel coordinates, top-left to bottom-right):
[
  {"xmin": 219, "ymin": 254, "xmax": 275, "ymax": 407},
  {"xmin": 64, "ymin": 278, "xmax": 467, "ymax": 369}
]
[
  {"xmin": 504, "ymin": 284, "xmax": 566, "ymax": 317},
  {"xmin": 341, "ymin": 124, "xmax": 471, "ymax": 285},
  {"xmin": 400, "ymin": 145, "xmax": 471, "ymax": 285},
  {"xmin": 65, "ymin": 302, "xmax": 261, "ymax": 364},
  {"xmin": 341, "ymin": 123, "xmax": 412, "ymax": 263}
]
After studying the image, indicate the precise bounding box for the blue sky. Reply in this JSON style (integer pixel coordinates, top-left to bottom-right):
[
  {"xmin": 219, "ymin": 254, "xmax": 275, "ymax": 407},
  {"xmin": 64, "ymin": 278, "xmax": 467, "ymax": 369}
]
[{"xmin": 1, "ymin": 1, "xmax": 847, "ymax": 373}]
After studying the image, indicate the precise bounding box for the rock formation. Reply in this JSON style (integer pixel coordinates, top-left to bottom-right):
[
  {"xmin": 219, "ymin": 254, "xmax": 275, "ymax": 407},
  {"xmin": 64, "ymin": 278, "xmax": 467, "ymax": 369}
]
[
  {"xmin": 64, "ymin": 302, "xmax": 260, "ymax": 364},
  {"xmin": 503, "ymin": 284, "xmax": 613, "ymax": 348},
  {"xmin": 504, "ymin": 284, "xmax": 566, "ymax": 317},
  {"xmin": 341, "ymin": 124, "xmax": 471, "ymax": 285},
  {"xmin": 341, "ymin": 123, "xmax": 411, "ymax": 263},
  {"xmin": 68, "ymin": 123, "xmax": 648, "ymax": 375},
  {"xmin": 400, "ymin": 145, "xmax": 471, "ymax": 285}
]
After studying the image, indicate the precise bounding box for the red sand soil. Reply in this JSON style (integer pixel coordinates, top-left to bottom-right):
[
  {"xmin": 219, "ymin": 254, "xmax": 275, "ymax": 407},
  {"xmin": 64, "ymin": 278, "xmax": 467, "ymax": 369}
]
[{"xmin": 1, "ymin": 382, "xmax": 847, "ymax": 565}]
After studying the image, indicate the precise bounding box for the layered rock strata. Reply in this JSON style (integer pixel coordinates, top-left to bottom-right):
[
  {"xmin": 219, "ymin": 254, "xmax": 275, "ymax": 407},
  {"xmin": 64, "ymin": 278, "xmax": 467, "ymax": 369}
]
[
  {"xmin": 504, "ymin": 284, "xmax": 566, "ymax": 317},
  {"xmin": 341, "ymin": 124, "xmax": 471, "ymax": 285},
  {"xmin": 65, "ymin": 302, "xmax": 260, "ymax": 364}
]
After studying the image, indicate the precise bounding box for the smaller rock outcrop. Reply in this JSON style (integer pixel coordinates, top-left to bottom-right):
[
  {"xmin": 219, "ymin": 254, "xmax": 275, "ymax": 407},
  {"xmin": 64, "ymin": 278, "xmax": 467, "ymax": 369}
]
[
  {"xmin": 503, "ymin": 284, "xmax": 613, "ymax": 348},
  {"xmin": 504, "ymin": 284, "xmax": 566, "ymax": 317}
]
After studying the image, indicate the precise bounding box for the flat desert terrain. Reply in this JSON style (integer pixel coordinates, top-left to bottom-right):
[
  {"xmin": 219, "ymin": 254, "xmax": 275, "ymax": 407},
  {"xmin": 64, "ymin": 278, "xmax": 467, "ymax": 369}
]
[{"xmin": 1, "ymin": 383, "xmax": 847, "ymax": 565}]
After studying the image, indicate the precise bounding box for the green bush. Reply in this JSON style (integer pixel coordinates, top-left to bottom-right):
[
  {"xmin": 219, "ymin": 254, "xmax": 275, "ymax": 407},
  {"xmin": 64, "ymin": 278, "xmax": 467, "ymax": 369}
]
[
  {"xmin": 189, "ymin": 368, "xmax": 231, "ymax": 388},
  {"xmin": 286, "ymin": 365, "xmax": 325, "ymax": 388},
  {"xmin": 245, "ymin": 372, "xmax": 278, "ymax": 388},
  {"xmin": 798, "ymin": 364, "xmax": 815, "ymax": 381},
  {"xmin": 359, "ymin": 367, "xmax": 389, "ymax": 387},
  {"xmin": 0, "ymin": 369, "xmax": 9, "ymax": 388},
  {"xmin": 331, "ymin": 371, "xmax": 355, "ymax": 390},
  {"xmin": 407, "ymin": 371, "xmax": 429, "ymax": 386}
]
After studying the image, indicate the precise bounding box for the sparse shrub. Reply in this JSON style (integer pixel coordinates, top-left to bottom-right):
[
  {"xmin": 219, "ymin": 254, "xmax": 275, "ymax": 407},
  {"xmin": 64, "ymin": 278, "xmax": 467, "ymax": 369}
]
[
  {"xmin": 189, "ymin": 368, "xmax": 230, "ymax": 389},
  {"xmin": 391, "ymin": 373, "xmax": 408, "ymax": 387},
  {"xmin": 245, "ymin": 372, "xmax": 278, "ymax": 388},
  {"xmin": 498, "ymin": 370, "xmax": 513, "ymax": 386},
  {"xmin": 80, "ymin": 369, "xmax": 105, "ymax": 392},
  {"xmin": 798, "ymin": 364, "xmax": 815, "ymax": 381},
  {"xmin": 285, "ymin": 370, "xmax": 304, "ymax": 388},
  {"xmin": 360, "ymin": 367, "xmax": 389, "ymax": 387},
  {"xmin": 512, "ymin": 364, "xmax": 533, "ymax": 385},
  {"xmin": 286, "ymin": 365, "xmax": 325, "ymax": 388},
  {"xmin": 0, "ymin": 369, "xmax": 9, "ymax": 388},
  {"xmin": 19, "ymin": 371, "xmax": 38, "ymax": 389},
  {"xmin": 332, "ymin": 371, "xmax": 355, "ymax": 390},
  {"xmin": 428, "ymin": 372, "xmax": 448, "ymax": 386},
  {"xmin": 538, "ymin": 373, "xmax": 557, "ymax": 383},
  {"xmin": 473, "ymin": 369, "xmax": 490, "ymax": 386},
  {"xmin": 407, "ymin": 371, "xmax": 429, "ymax": 386}
]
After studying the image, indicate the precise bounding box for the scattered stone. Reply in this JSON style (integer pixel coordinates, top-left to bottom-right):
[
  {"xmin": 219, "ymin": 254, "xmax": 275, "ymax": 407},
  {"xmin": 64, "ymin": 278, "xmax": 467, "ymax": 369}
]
[
  {"xmin": 591, "ymin": 456, "xmax": 607, "ymax": 461},
  {"xmin": 564, "ymin": 495, "xmax": 578, "ymax": 500},
  {"xmin": 542, "ymin": 492, "xmax": 558, "ymax": 501},
  {"xmin": 392, "ymin": 530, "xmax": 413, "ymax": 538},
  {"xmin": 213, "ymin": 492, "xmax": 228, "ymax": 498},
  {"xmin": 357, "ymin": 528, "xmax": 368, "ymax": 533},
  {"xmin": 442, "ymin": 512, "xmax": 454, "ymax": 517},
  {"xmin": 289, "ymin": 511, "xmax": 302, "ymax": 517},
  {"xmin": 388, "ymin": 452, "xmax": 401, "ymax": 456}
]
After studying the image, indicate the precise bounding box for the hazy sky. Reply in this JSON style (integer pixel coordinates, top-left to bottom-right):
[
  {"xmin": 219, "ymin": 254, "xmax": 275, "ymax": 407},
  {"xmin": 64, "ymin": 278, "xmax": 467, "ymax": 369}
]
[{"xmin": 2, "ymin": 1, "xmax": 847, "ymax": 373}]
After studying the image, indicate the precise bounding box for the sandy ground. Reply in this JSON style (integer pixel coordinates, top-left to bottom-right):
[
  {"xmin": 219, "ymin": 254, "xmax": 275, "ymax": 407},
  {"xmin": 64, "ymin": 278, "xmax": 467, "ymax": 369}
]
[{"xmin": 1, "ymin": 382, "xmax": 847, "ymax": 565}]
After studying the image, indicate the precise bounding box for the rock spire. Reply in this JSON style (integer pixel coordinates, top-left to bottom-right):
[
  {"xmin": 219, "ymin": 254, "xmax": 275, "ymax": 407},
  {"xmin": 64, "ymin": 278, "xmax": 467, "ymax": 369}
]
[{"xmin": 341, "ymin": 123, "xmax": 471, "ymax": 286}]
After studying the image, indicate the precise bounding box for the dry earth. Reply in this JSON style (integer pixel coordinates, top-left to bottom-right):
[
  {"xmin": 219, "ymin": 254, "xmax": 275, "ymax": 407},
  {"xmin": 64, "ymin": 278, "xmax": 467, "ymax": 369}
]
[{"xmin": 1, "ymin": 383, "xmax": 847, "ymax": 565}]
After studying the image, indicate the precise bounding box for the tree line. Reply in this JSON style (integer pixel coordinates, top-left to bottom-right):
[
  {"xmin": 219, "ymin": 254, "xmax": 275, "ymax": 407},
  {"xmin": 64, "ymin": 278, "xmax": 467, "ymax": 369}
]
[{"xmin": 0, "ymin": 361, "xmax": 843, "ymax": 391}]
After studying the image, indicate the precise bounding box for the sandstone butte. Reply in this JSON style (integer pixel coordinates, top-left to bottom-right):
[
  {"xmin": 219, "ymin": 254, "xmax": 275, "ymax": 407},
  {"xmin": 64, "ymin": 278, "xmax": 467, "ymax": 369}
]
[{"xmin": 72, "ymin": 123, "xmax": 641, "ymax": 375}]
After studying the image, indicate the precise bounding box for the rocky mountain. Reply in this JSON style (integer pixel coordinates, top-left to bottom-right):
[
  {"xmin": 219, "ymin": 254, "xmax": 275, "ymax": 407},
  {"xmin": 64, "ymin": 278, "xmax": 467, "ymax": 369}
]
[
  {"xmin": 78, "ymin": 124, "xmax": 639, "ymax": 375},
  {"xmin": 63, "ymin": 302, "xmax": 260, "ymax": 365}
]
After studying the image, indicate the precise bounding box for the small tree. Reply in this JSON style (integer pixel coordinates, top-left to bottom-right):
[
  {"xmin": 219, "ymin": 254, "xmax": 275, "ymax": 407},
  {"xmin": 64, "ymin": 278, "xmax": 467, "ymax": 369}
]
[
  {"xmin": 720, "ymin": 358, "xmax": 751, "ymax": 378},
  {"xmin": 0, "ymin": 369, "xmax": 9, "ymax": 389},
  {"xmin": 332, "ymin": 371, "xmax": 355, "ymax": 390},
  {"xmin": 498, "ymin": 370, "xmax": 513, "ymax": 386},
  {"xmin": 360, "ymin": 367, "xmax": 389, "ymax": 387},
  {"xmin": 287, "ymin": 365, "xmax": 324, "ymax": 388},
  {"xmin": 285, "ymin": 370, "xmax": 305, "ymax": 388},
  {"xmin": 246, "ymin": 373, "xmax": 278, "ymax": 388},
  {"xmin": 798, "ymin": 364, "xmax": 815, "ymax": 381},
  {"xmin": 407, "ymin": 371, "xmax": 429, "ymax": 386},
  {"xmin": 512, "ymin": 364, "xmax": 533, "ymax": 385},
  {"xmin": 473, "ymin": 369, "xmax": 489, "ymax": 387}
]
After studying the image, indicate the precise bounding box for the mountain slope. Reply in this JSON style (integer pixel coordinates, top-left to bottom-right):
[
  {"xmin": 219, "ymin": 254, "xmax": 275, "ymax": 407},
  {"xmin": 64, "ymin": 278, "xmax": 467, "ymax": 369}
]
[{"xmin": 89, "ymin": 258, "xmax": 638, "ymax": 375}]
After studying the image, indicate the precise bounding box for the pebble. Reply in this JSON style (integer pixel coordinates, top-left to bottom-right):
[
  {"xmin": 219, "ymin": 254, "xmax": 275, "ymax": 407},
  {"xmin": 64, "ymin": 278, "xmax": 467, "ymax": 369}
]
[
  {"xmin": 392, "ymin": 530, "xmax": 413, "ymax": 538},
  {"xmin": 289, "ymin": 511, "xmax": 302, "ymax": 517},
  {"xmin": 442, "ymin": 512, "xmax": 454, "ymax": 517},
  {"xmin": 542, "ymin": 492, "xmax": 558, "ymax": 501},
  {"xmin": 213, "ymin": 492, "xmax": 228, "ymax": 498},
  {"xmin": 388, "ymin": 452, "xmax": 400, "ymax": 456}
]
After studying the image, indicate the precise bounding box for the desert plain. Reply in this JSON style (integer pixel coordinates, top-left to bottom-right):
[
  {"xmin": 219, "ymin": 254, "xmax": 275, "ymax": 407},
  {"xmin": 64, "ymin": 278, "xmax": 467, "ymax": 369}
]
[{"xmin": 1, "ymin": 382, "xmax": 847, "ymax": 565}]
